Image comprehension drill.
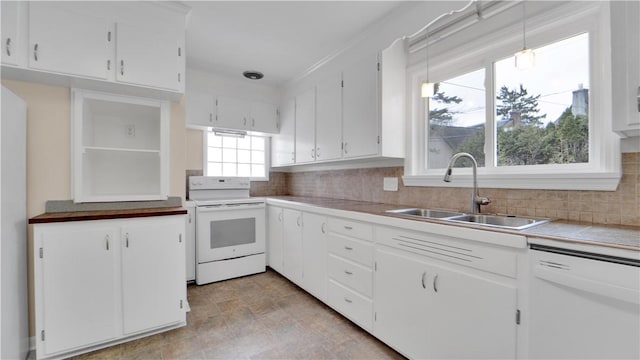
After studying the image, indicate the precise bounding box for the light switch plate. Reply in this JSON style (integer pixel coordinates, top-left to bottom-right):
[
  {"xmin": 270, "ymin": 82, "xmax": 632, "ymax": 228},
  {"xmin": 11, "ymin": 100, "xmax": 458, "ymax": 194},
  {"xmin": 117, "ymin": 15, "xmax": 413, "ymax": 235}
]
[{"xmin": 383, "ymin": 177, "xmax": 398, "ymax": 191}]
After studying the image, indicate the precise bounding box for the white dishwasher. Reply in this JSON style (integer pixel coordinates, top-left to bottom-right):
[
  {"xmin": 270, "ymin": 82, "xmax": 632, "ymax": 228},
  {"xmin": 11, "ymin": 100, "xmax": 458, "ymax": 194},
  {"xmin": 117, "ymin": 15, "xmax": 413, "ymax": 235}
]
[{"xmin": 529, "ymin": 244, "xmax": 640, "ymax": 359}]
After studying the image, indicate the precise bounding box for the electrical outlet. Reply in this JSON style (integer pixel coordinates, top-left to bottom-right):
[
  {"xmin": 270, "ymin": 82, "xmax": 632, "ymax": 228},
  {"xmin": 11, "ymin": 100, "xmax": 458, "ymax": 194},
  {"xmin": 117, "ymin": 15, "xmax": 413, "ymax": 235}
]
[
  {"xmin": 383, "ymin": 177, "xmax": 398, "ymax": 192},
  {"xmin": 126, "ymin": 124, "xmax": 136, "ymax": 138}
]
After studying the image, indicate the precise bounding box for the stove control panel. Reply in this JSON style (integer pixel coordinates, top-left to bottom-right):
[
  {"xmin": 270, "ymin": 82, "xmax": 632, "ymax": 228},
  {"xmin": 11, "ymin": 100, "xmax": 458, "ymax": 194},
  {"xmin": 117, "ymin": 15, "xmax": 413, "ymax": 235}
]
[{"xmin": 189, "ymin": 176, "xmax": 250, "ymax": 190}]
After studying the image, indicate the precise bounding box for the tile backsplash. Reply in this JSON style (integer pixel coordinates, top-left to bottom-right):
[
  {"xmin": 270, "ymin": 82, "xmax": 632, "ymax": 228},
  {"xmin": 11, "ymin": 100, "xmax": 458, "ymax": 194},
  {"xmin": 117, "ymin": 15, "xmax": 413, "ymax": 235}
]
[{"xmin": 254, "ymin": 152, "xmax": 640, "ymax": 227}]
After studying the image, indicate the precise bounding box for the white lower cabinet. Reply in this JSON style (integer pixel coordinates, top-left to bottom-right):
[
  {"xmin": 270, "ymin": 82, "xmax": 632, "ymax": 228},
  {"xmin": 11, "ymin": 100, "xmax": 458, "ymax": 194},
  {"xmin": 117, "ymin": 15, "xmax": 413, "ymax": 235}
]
[
  {"xmin": 33, "ymin": 215, "xmax": 186, "ymax": 360},
  {"xmin": 301, "ymin": 212, "xmax": 327, "ymax": 301},
  {"xmin": 374, "ymin": 229, "xmax": 518, "ymax": 359},
  {"xmin": 282, "ymin": 208, "xmax": 303, "ymax": 285},
  {"xmin": 267, "ymin": 206, "xmax": 284, "ymax": 273}
]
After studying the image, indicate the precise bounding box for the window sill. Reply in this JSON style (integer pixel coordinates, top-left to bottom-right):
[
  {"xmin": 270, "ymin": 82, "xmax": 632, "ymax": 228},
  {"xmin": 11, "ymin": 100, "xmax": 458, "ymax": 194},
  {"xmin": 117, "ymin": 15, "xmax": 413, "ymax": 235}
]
[{"xmin": 402, "ymin": 171, "xmax": 621, "ymax": 191}]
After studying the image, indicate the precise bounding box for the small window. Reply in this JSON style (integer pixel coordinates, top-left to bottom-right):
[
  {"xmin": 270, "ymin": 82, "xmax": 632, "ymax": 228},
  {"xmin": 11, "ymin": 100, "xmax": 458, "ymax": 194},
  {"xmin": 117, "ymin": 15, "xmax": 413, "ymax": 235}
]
[{"xmin": 205, "ymin": 132, "xmax": 268, "ymax": 180}]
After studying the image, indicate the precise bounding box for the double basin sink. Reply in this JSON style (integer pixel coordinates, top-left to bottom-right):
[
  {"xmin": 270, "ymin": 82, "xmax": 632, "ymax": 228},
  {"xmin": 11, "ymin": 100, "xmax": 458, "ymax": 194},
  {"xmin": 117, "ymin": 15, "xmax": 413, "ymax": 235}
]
[{"xmin": 385, "ymin": 208, "xmax": 549, "ymax": 230}]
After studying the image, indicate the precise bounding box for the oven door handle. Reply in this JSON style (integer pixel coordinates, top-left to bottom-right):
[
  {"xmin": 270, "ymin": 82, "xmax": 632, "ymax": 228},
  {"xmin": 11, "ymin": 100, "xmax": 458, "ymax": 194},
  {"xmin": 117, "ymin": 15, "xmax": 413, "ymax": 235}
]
[{"xmin": 197, "ymin": 204, "xmax": 264, "ymax": 213}]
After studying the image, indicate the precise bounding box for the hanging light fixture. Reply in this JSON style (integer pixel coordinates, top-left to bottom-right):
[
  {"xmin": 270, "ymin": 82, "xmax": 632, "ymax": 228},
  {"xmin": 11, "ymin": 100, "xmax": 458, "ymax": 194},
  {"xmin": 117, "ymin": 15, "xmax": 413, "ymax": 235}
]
[
  {"xmin": 421, "ymin": 28, "xmax": 435, "ymax": 98},
  {"xmin": 515, "ymin": 0, "xmax": 535, "ymax": 70}
]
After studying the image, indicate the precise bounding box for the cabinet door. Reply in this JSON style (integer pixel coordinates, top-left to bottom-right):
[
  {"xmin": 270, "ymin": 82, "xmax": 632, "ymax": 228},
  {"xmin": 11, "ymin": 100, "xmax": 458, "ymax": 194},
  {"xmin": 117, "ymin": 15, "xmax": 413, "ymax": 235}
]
[
  {"xmin": 216, "ymin": 96, "xmax": 247, "ymax": 130},
  {"xmin": 342, "ymin": 55, "xmax": 379, "ymax": 158},
  {"xmin": 121, "ymin": 217, "xmax": 185, "ymax": 335},
  {"xmin": 294, "ymin": 87, "xmax": 316, "ymax": 163},
  {"xmin": 1, "ymin": 1, "xmax": 22, "ymax": 66},
  {"xmin": 185, "ymin": 207, "xmax": 196, "ymax": 281},
  {"xmin": 116, "ymin": 22, "xmax": 180, "ymax": 91},
  {"xmin": 37, "ymin": 225, "xmax": 118, "ymax": 356},
  {"xmin": 425, "ymin": 261, "xmax": 517, "ymax": 359},
  {"xmin": 374, "ymin": 247, "xmax": 430, "ymax": 359},
  {"xmin": 29, "ymin": 3, "xmax": 111, "ymax": 79},
  {"xmin": 272, "ymin": 98, "xmax": 295, "ymax": 166},
  {"xmin": 302, "ymin": 213, "xmax": 327, "ymax": 301},
  {"xmin": 315, "ymin": 74, "xmax": 343, "ymax": 161},
  {"xmin": 250, "ymin": 101, "xmax": 279, "ymax": 133},
  {"xmin": 267, "ymin": 206, "xmax": 284, "ymax": 273},
  {"xmin": 282, "ymin": 209, "xmax": 303, "ymax": 285},
  {"xmin": 186, "ymin": 91, "xmax": 215, "ymax": 128}
]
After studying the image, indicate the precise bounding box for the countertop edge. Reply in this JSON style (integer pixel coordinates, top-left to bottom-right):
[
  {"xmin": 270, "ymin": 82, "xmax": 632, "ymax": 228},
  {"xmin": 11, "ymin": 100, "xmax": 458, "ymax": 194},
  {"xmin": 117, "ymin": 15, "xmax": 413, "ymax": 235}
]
[{"xmin": 29, "ymin": 207, "xmax": 188, "ymax": 224}]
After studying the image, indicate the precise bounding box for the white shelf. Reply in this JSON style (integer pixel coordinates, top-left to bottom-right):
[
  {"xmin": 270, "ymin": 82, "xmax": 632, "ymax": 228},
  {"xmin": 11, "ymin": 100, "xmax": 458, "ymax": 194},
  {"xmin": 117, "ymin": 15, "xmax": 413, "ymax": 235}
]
[{"xmin": 83, "ymin": 146, "xmax": 160, "ymax": 154}]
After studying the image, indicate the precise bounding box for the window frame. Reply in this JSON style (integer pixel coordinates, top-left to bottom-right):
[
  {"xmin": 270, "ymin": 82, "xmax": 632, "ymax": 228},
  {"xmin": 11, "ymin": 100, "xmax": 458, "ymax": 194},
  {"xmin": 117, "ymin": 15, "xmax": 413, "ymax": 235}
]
[
  {"xmin": 202, "ymin": 131, "xmax": 271, "ymax": 181},
  {"xmin": 403, "ymin": 1, "xmax": 620, "ymax": 191}
]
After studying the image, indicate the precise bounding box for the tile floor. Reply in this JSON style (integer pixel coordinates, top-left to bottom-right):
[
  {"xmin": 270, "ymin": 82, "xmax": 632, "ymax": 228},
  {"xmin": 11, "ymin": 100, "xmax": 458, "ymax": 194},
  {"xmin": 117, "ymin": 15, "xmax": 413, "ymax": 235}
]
[{"xmin": 72, "ymin": 269, "xmax": 405, "ymax": 360}]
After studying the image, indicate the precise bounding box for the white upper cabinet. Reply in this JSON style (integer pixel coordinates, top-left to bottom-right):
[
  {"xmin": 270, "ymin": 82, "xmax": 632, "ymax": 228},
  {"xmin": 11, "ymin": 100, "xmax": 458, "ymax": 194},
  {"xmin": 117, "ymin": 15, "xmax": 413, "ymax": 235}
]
[
  {"xmin": 315, "ymin": 74, "xmax": 343, "ymax": 161},
  {"xmin": 271, "ymin": 98, "xmax": 295, "ymax": 166},
  {"xmin": 115, "ymin": 22, "xmax": 182, "ymax": 92},
  {"xmin": 1, "ymin": 2, "xmax": 187, "ymax": 99},
  {"xmin": 72, "ymin": 89, "xmax": 170, "ymax": 203},
  {"xmin": 215, "ymin": 96, "xmax": 247, "ymax": 129},
  {"xmin": 294, "ymin": 87, "xmax": 317, "ymax": 163},
  {"xmin": 28, "ymin": 2, "xmax": 111, "ymax": 80},
  {"xmin": 1, "ymin": 1, "xmax": 24, "ymax": 67},
  {"xmin": 342, "ymin": 55, "xmax": 379, "ymax": 159},
  {"xmin": 611, "ymin": 0, "xmax": 640, "ymax": 137},
  {"xmin": 249, "ymin": 101, "xmax": 279, "ymax": 133},
  {"xmin": 186, "ymin": 91, "xmax": 215, "ymax": 128}
]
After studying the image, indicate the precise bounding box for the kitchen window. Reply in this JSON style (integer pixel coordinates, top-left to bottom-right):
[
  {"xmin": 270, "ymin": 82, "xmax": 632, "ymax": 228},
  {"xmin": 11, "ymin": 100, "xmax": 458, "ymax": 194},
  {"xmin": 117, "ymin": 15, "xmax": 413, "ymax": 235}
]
[
  {"xmin": 404, "ymin": 1, "xmax": 620, "ymax": 191},
  {"xmin": 204, "ymin": 131, "xmax": 269, "ymax": 180}
]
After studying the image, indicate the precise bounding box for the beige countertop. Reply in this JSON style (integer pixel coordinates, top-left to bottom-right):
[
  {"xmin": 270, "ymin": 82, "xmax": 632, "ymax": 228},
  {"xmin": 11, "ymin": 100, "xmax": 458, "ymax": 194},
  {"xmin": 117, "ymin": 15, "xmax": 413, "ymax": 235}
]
[{"xmin": 267, "ymin": 196, "xmax": 640, "ymax": 252}]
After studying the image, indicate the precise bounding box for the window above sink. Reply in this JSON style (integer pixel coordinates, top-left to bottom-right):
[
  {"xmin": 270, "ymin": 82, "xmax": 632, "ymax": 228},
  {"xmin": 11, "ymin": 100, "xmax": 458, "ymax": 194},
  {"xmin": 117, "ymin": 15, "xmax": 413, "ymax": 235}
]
[{"xmin": 403, "ymin": 1, "xmax": 620, "ymax": 191}]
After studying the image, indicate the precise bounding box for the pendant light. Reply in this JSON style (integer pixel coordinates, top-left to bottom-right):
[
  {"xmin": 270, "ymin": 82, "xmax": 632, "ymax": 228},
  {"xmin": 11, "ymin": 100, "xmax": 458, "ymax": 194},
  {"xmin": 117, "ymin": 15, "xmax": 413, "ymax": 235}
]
[
  {"xmin": 515, "ymin": 0, "xmax": 535, "ymax": 70},
  {"xmin": 421, "ymin": 29, "xmax": 435, "ymax": 98}
]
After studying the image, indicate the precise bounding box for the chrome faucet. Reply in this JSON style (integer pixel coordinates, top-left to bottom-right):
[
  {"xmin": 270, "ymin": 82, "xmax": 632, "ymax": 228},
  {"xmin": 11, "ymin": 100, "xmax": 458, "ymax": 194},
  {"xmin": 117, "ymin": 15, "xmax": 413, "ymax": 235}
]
[{"xmin": 443, "ymin": 152, "xmax": 491, "ymax": 214}]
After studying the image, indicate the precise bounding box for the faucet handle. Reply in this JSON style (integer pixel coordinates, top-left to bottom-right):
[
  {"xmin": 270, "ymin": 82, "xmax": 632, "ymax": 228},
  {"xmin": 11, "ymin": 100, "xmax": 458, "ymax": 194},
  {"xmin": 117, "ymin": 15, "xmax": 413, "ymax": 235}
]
[{"xmin": 477, "ymin": 197, "xmax": 491, "ymax": 206}]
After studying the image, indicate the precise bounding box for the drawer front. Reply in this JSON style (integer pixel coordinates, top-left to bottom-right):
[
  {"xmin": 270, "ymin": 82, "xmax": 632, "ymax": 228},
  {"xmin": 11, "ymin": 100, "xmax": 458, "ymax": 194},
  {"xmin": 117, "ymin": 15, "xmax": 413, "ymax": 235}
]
[
  {"xmin": 327, "ymin": 279, "xmax": 373, "ymax": 331},
  {"xmin": 327, "ymin": 254, "xmax": 373, "ymax": 297},
  {"xmin": 327, "ymin": 234, "xmax": 373, "ymax": 267},
  {"xmin": 328, "ymin": 218, "xmax": 373, "ymax": 241}
]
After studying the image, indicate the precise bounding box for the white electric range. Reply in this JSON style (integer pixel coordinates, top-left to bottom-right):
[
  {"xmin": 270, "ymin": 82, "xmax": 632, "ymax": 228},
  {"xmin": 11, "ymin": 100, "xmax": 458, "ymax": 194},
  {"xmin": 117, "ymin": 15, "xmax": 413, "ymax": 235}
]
[{"xmin": 188, "ymin": 176, "xmax": 265, "ymax": 285}]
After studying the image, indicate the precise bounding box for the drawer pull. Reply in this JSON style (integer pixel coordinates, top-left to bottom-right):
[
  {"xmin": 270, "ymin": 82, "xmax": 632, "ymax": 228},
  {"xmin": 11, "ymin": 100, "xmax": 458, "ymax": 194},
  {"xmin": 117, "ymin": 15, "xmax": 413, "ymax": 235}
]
[
  {"xmin": 433, "ymin": 274, "xmax": 439, "ymax": 293},
  {"xmin": 344, "ymin": 270, "xmax": 353, "ymax": 275},
  {"xmin": 421, "ymin": 271, "xmax": 427, "ymax": 289},
  {"xmin": 344, "ymin": 225, "xmax": 353, "ymax": 230},
  {"xmin": 344, "ymin": 297, "xmax": 353, "ymax": 304},
  {"xmin": 344, "ymin": 246, "xmax": 353, "ymax": 251}
]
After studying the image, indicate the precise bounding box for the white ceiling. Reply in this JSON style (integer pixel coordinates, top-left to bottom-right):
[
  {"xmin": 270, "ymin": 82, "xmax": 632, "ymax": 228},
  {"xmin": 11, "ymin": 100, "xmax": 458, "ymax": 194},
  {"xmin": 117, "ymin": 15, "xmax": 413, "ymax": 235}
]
[{"xmin": 185, "ymin": 1, "xmax": 405, "ymax": 87}]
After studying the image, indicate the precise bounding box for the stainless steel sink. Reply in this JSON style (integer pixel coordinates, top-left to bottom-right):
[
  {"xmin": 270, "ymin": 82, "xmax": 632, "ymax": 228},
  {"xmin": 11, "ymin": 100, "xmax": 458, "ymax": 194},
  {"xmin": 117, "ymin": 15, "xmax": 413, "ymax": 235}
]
[
  {"xmin": 385, "ymin": 208, "xmax": 464, "ymax": 219},
  {"xmin": 446, "ymin": 214, "xmax": 550, "ymax": 230}
]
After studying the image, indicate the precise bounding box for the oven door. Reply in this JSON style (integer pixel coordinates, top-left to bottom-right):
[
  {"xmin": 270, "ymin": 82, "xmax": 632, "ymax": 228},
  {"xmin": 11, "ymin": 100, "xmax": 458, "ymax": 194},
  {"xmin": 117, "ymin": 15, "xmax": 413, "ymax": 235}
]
[{"xmin": 196, "ymin": 203, "xmax": 265, "ymax": 263}]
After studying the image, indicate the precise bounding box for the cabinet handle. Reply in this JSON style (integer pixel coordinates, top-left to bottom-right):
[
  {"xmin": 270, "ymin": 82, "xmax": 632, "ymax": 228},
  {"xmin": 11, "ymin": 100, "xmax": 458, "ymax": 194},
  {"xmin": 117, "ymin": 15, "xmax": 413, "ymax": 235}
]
[
  {"xmin": 188, "ymin": 214, "xmax": 192, "ymax": 223},
  {"xmin": 343, "ymin": 142, "xmax": 348, "ymax": 154},
  {"xmin": 344, "ymin": 225, "xmax": 353, "ymax": 230},
  {"xmin": 33, "ymin": 43, "xmax": 38, "ymax": 61},
  {"xmin": 178, "ymin": 47, "xmax": 181, "ymax": 57},
  {"xmin": 120, "ymin": 60, "xmax": 124, "ymax": 76},
  {"xmin": 125, "ymin": 233, "xmax": 129, "ymax": 248},
  {"xmin": 291, "ymin": 152, "xmax": 295, "ymax": 162},
  {"xmin": 433, "ymin": 274, "xmax": 439, "ymax": 293},
  {"xmin": 316, "ymin": 147, "xmax": 320, "ymax": 158},
  {"xmin": 107, "ymin": 59, "xmax": 111, "ymax": 70},
  {"xmin": 243, "ymin": 117, "xmax": 247, "ymax": 126},
  {"xmin": 178, "ymin": 73, "xmax": 181, "ymax": 83},
  {"xmin": 421, "ymin": 271, "xmax": 427, "ymax": 289},
  {"xmin": 105, "ymin": 235, "xmax": 110, "ymax": 251},
  {"xmin": 278, "ymin": 212, "xmax": 283, "ymax": 222},
  {"xmin": 296, "ymin": 216, "xmax": 301, "ymax": 227},
  {"xmin": 344, "ymin": 297, "xmax": 353, "ymax": 304},
  {"xmin": 107, "ymin": 31, "xmax": 111, "ymax": 42},
  {"xmin": 311, "ymin": 148, "xmax": 315, "ymax": 159},
  {"xmin": 344, "ymin": 270, "xmax": 353, "ymax": 275},
  {"xmin": 344, "ymin": 246, "xmax": 353, "ymax": 251},
  {"xmin": 209, "ymin": 113, "xmax": 213, "ymax": 123},
  {"xmin": 252, "ymin": 118, "xmax": 255, "ymax": 127},
  {"xmin": 5, "ymin": 38, "xmax": 11, "ymax": 56},
  {"xmin": 321, "ymin": 222, "xmax": 326, "ymax": 234}
]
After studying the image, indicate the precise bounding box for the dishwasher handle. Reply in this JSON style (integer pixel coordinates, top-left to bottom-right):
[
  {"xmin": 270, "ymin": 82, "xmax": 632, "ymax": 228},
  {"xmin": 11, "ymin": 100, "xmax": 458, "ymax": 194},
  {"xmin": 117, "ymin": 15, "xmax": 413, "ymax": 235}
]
[{"xmin": 534, "ymin": 265, "xmax": 640, "ymax": 305}]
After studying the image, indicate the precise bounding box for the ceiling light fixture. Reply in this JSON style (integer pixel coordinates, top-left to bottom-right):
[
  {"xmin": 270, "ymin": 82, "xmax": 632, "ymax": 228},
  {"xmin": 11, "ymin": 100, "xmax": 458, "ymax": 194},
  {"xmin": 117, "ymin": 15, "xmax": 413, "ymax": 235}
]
[
  {"xmin": 243, "ymin": 70, "xmax": 264, "ymax": 80},
  {"xmin": 514, "ymin": 0, "xmax": 535, "ymax": 70},
  {"xmin": 421, "ymin": 29, "xmax": 435, "ymax": 98}
]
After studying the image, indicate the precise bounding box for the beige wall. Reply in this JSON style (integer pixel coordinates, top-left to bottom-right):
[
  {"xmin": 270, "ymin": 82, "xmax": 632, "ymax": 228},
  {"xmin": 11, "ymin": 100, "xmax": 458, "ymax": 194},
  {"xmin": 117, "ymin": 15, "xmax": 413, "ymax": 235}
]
[
  {"xmin": 186, "ymin": 128, "xmax": 203, "ymax": 171},
  {"xmin": 2, "ymin": 79, "xmax": 187, "ymax": 336}
]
